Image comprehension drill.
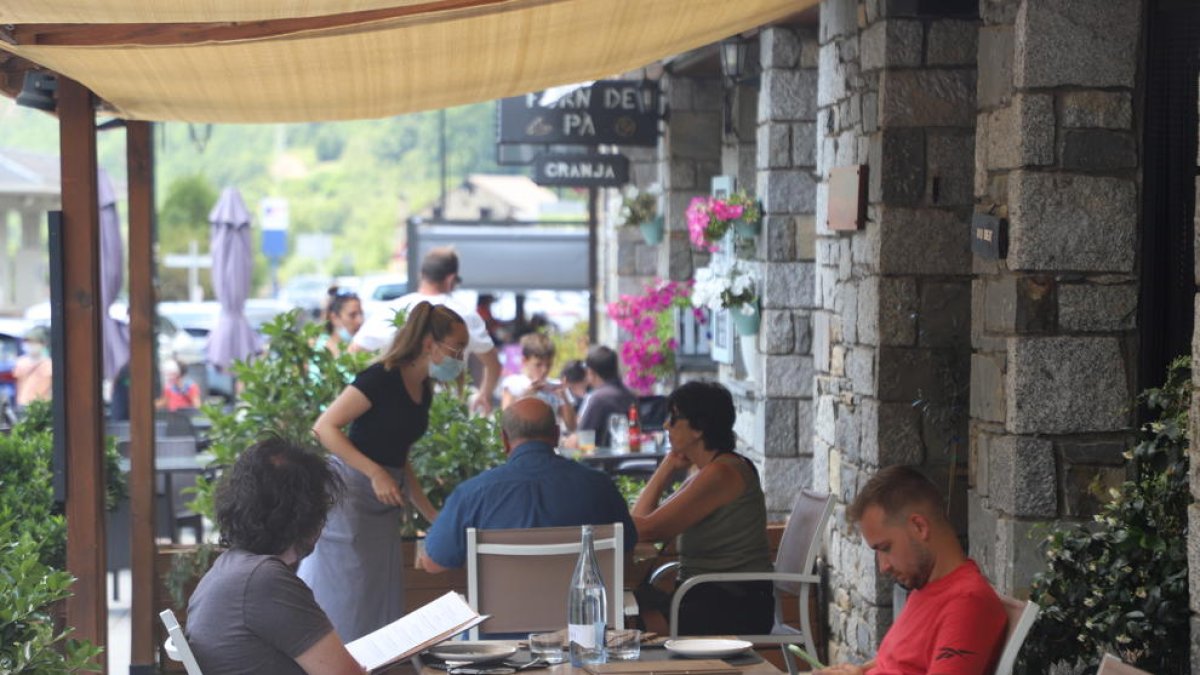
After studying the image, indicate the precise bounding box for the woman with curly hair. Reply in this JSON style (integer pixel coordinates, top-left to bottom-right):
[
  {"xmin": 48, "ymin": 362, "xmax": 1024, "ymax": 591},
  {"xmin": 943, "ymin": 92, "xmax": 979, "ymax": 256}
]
[
  {"xmin": 632, "ymin": 380, "xmax": 773, "ymax": 636},
  {"xmin": 186, "ymin": 438, "xmax": 365, "ymax": 674},
  {"xmin": 300, "ymin": 300, "xmax": 469, "ymax": 641}
]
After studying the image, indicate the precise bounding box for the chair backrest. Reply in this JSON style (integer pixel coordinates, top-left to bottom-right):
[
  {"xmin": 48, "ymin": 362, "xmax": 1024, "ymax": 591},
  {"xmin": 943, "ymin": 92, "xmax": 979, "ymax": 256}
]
[
  {"xmin": 773, "ymin": 490, "xmax": 835, "ymax": 593},
  {"xmin": 157, "ymin": 410, "xmax": 196, "ymax": 438},
  {"xmin": 159, "ymin": 608, "xmax": 204, "ymax": 675},
  {"xmin": 1096, "ymin": 654, "xmax": 1152, "ymax": 675},
  {"xmin": 637, "ymin": 395, "xmax": 668, "ymax": 431},
  {"xmin": 993, "ymin": 593, "xmax": 1039, "ymax": 675},
  {"xmin": 466, "ymin": 523, "xmax": 624, "ymax": 639}
]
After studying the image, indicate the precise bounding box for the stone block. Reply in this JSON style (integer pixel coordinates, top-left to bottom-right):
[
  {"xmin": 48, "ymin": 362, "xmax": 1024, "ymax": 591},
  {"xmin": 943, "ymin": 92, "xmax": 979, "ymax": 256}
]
[
  {"xmin": 918, "ymin": 280, "xmax": 970, "ymax": 347},
  {"xmin": 1059, "ymin": 439, "xmax": 1128, "ymax": 466},
  {"xmin": 763, "ymin": 354, "xmax": 815, "ymax": 397},
  {"xmin": 821, "ymin": 0, "xmax": 859, "ymax": 43},
  {"xmin": 761, "ymin": 69, "xmax": 819, "ymax": 123},
  {"xmin": 980, "ymin": 0, "xmax": 1019, "ymax": 25},
  {"xmin": 762, "ymin": 260, "xmax": 815, "ymax": 310},
  {"xmin": 761, "ymin": 26, "xmax": 800, "ymax": 70},
  {"xmin": 845, "ymin": 347, "xmax": 876, "ymax": 395},
  {"xmin": 1061, "ymin": 129, "xmax": 1138, "ymax": 171},
  {"xmin": 793, "ymin": 122, "xmax": 817, "ymax": 167},
  {"xmin": 879, "ymin": 69, "xmax": 976, "ymax": 128},
  {"xmin": 757, "ymin": 123, "xmax": 791, "ymax": 170},
  {"xmin": 968, "ymin": 425, "xmax": 992, "ymax": 494},
  {"xmin": 667, "ymin": 111, "xmax": 723, "ymax": 160},
  {"xmin": 982, "ymin": 274, "xmax": 1056, "ymax": 335},
  {"xmin": 877, "ymin": 346, "xmax": 966, "ymax": 406},
  {"xmin": 816, "ymin": 260, "xmax": 837, "ymax": 310},
  {"xmin": 876, "ymin": 207, "xmax": 972, "ymax": 276},
  {"xmin": 1060, "ymin": 463, "xmax": 1126, "ymax": 517},
  {"xmin": 1058, "ymin": 283, "xmax": 1138, "ymax": 332},
  {"xmin": 764, "ymin": 456, "xmax": 813, "ymax": 512},
  {"xmin": 818, "ymin": 43, "xmax": 850, "ymax": 109},
  {"xmin": 616, "ymin": 242, "xmax": 637, "ymax": 275},
  {"xmin": 926, "ymin": 131, "xmax": 975, "ymax": 207},
  {"xmin": 757, "ymin": 169, "xmax": 817, "ymax": 216},
  {"xmin": 762, "ymin": 214, "xmax": 798, "ymax": 262},
  {"xmin": 1008, "ymin": 171, "xmax": 1137, "ymax": 273},
  {"xmin": 1190, "ymin": 504, "xmax": 1200, "ymax": 614},
  {"xmin": 927, "ymin": 20, "xmax": 978, "ymax": 66},
  {"xmin": 983, "ymin": 94, "xmax": 1054, "ymax": 169},
  {"xmin": 762, "ymin": 308, "xmax": 795, "ymax": 355},
  {"xmin": 1060, "ymin": 90, "xmax": 1133, "ymax": 129},
  {"xmin": 763, "ymin": 397, "xmax": 800, "ymax": 457},
  {"xmin": 838, "ymin": 280, "xmax": 859, "ymax": 343},
  {"xmin": 814, "ymin": 310, "xmax": 832, "ymax": 374},
  {"xmin": 816, "ymin": 394, "xmax": 837, "ymax": 445},
  {"xmin": 794, "ymin": 310, "xmax": 814, "ymax": 354},
  {"xmin": 860, "ymin": 398, "xmax": 924, "ymax": 465},
  {"xmin": 967, "ymin": 490, "xmax": 998, "ymax": 584},
  {"xmin": 1006, "ymin": 336, "xmax": 1132, "ymax": 434},
  {"xmin": 976, "ymin": 25, "xmax": 1013, "ymax": 109},
  {"xmin": 879, "ymin": 276, "xmax": 919, "ymax": 346},
  {"xmin": 969, "ymin": 353, "xmax": 1006, "ymax": 423},
  {"xmin": 835, "ymin": 401, "xmax": 862, "ymax": 462},
  {"xmin": 860, "ymin": 20, "xmax": 923, "ymax": 72},
  {"xmin": 869, "ymin": 128, "xmax": 925, "ymax": 207},
  {"xmin": 796, "ymin": 214, "xmax": 817, "ymax": 261},
  {"xmin": 988, "ymin": 435, "xmax": 1056, "ymax": 517},
  {"xmin": 1015, "ymin": 0, "xmax": 1140, "ymax": 88},
  {"xmin": 994, "ymin": 516, "xmax": 1051, "ymax": 595},
  {"xmin": 666, "ymin": 77, "xmax": 693, "ymax": 110},
  {"xmin": 691, "ymin": 78, "xmax": 724, "ymax": 113}
]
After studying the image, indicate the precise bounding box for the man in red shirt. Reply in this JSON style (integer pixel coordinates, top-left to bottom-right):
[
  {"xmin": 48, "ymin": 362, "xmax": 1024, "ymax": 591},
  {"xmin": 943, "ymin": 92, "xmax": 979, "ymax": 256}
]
[{"xmin": 818, "ymin": 466, "xmax": 1007, "ymax": 675}]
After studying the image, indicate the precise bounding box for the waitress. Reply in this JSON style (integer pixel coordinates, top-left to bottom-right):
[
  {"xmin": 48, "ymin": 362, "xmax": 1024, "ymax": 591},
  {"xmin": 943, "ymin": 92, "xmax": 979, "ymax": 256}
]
[{"xmin": 300, "ymin": 301, "xmax": 469, "ymax": 641}]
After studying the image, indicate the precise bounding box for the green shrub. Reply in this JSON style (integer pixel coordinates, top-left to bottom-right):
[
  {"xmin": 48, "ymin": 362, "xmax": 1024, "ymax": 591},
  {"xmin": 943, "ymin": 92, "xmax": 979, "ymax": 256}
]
[{"xmin": 1021, "ymin": 357, "xmax": 1191, "ymax": 673}]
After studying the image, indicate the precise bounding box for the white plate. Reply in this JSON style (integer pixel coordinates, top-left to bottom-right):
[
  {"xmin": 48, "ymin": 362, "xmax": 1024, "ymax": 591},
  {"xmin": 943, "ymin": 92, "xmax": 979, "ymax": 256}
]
[
  {"xmin": 663, "ymin": 639, "xmax": 753, "ymax": 659},
  {"xmin": 427, "ymin": 643, "xmax": 518, "ymax": 664}
]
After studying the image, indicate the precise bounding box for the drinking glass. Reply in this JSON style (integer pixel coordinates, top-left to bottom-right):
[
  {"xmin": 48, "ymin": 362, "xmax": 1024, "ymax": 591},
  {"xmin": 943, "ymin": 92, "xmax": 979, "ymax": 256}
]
[
  {"xmin": 608, "ymin": 414, "xmax": 629, "ymax": 451},
  {"xmin": 577, "ymin": 429, "xmax": 597, "ymax": 455},
  {"xmin": 529, "ymin": 632, "xmax": 565, "ymax": 664},
  {"xmin": 605, "ymin": 629, "xmax": 641, "ymax": 661}
]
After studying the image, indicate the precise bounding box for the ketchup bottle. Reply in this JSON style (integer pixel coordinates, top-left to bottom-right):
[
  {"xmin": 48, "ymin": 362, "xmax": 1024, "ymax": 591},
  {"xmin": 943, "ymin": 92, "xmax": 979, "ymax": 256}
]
[{"xmin": 627, "ymin": 403, "xmax": 642, "ymax": 452}]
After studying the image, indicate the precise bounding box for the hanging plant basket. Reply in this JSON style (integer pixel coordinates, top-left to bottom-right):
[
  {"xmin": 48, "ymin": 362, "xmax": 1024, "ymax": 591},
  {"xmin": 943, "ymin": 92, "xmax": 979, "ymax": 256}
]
[
  {"xmin": 733, "ymin": 217, "xmax": 760, "ymax": 239},
  {"xmin": 639, "ymin": 215, "xmax": 665, "ymax": 245},
  {"xmin": 730, "ymin": 303, "xmax": 760, "ymax": 336}
]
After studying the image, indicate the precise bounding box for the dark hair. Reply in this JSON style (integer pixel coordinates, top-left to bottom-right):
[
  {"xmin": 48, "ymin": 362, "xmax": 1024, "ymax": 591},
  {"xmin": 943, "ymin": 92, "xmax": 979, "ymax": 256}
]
[
  {"xmin": 324, "ymin": 286, "xmax": 360, "ymax": 335},
  {"xmin": 847, "ymin": 465, "xmax": 946, "ymax": 525},
  {"xmin": 214, "ymin": 438, "xmax": 342, "ymax": 555},
  {"xmin": 667, "ymin": 380, "xmax": 736, "ymax": 451},
  {"xmin": 561, "ymin": 360, "xmax": 587, "ymax": 384},
  {"xmin": 378, "ymin": 301, "xmax": 465, "ymax": 370},
  {"xmin": 520, "ymin": 332, "xmax": 555, "ymax": 360},
  {"xmin": 420, "ymin": 246, "xmax": 459, "ymax": 284},
  {"xmin": 585, "ymin": 345, "xmax": 620, "ymax": 382}
]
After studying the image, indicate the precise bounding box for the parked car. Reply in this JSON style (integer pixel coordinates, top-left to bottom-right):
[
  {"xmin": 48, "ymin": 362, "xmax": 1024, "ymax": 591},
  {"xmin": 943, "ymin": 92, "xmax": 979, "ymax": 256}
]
[
  {"xmin": 279, "ymin": 274, "xmax": 332, "ymax": 320},
  {"xmin": 357, "ymin": 274, "xmax": 409, "ymax": 321}
]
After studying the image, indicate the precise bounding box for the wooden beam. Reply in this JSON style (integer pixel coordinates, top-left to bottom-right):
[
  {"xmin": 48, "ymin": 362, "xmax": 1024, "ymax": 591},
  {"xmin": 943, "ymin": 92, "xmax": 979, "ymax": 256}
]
[
  {"xmin": 125, "ymin": 119, "xmax": 157, "ymax": 673},
  {"xmin": 10, "ymin": 0, "xmax": 506, "ymax": 47},
  {"xmin": 58, "ymin": 75, "xmax": 107, "ymax": 668}
]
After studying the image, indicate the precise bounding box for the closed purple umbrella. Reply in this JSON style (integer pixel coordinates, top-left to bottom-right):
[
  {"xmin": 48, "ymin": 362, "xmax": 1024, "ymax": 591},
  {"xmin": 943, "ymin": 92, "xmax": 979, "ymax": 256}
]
[
  {"xmin": 207, "ymin": 187, "xmax": 258, "ymax": 369},
  {"xmin": 99, "ymin": 168, "xmax": 129, "ymax": 381}
]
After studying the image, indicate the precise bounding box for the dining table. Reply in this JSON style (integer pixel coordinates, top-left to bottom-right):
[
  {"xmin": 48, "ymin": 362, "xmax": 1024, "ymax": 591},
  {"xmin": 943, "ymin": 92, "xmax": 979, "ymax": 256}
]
[{"xmin": 566, "ymin": 446, "xmax": 671, "ymax": 474}]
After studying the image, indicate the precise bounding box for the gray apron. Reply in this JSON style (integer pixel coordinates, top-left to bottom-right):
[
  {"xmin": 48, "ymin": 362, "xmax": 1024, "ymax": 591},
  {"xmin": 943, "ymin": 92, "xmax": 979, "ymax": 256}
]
[{"xmin": 298, "ymin": 456, "xmax": 405, "ymax": 642}]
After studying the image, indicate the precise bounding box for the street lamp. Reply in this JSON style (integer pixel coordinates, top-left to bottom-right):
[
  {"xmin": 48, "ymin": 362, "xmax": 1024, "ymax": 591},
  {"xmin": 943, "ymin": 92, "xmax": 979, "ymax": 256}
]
[{"xmin": 720, "ymin": 37, "xmax": 751, "ymax": 83}]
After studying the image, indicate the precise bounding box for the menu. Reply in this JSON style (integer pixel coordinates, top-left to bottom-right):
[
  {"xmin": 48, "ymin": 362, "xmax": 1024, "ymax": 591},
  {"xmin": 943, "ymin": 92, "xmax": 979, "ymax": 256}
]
[{"xmin": 346, "ymin": 591, "xmax": 488, "ymax": 672}]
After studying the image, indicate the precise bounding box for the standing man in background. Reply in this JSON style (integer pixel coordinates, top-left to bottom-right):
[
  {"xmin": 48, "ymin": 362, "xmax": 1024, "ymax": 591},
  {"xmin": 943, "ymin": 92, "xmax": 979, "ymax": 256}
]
[{"xmin": 352, "ymin": 246, "xmax": 500, "ymax": 413}]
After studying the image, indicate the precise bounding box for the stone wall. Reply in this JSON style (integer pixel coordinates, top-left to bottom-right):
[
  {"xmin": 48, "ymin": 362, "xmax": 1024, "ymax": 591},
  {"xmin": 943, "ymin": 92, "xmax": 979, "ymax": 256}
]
[
  {"xmin": 813, "ymin": 0, "xmax": 978, "ymax": 660},
  {"xmin": 967, "ymin": 0, "xmax": 1141, "ymax": 599}
]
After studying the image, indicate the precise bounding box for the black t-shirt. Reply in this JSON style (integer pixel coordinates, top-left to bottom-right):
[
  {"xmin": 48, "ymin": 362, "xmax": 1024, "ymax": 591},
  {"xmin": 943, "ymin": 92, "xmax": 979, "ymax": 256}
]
[
  {"xmin": 347, "ymin": 362, "xmax": 432, "ymax": 467},
  {"xmin": 578, "ymin": 381, "xmax": 636, "ymax": 447}
]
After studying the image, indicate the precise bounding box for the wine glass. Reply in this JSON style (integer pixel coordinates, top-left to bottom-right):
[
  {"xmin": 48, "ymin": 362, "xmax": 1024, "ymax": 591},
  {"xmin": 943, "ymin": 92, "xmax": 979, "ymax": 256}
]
[{"xmin": 608, "ymin": 414, "xmax": 629, "ymax": 451}]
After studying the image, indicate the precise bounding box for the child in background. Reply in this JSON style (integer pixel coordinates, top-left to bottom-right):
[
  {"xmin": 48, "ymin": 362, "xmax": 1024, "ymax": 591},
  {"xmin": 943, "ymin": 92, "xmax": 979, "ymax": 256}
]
[
  {"xmin": 158, "ymin": 359, "xmax": 202, "ymax": 411},
  {"xmin": 499, "ymin": 332, "xmax": 577, "ymax": 430},
  {"xmin": 560, "ymin": 359, "xmax": 589, "ymax": 414}
]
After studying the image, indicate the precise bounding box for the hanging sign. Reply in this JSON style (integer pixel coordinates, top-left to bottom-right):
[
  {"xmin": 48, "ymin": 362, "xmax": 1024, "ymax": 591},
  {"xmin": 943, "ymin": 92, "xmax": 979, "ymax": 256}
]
[
  {"xmin": 532, "ymin": 153, "xmax": 629, "ymax": 187},
  {"xmin": 498, "ymin": 81, "xmax": 660, "ymax": 147}
]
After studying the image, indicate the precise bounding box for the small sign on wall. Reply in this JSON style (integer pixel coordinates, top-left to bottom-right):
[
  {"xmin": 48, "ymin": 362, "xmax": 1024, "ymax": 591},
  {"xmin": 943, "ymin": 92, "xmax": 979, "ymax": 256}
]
[
  {"xmin": 827, "ymin": 165, "xmax": 868, "ymax": 231},
  {"xmin": 971, "ymin": 213, "xmax": 1007, "ymax": 260},
  {"xmin": 709, "ymin": 308, "xmax": 735, "ymax": 365}
]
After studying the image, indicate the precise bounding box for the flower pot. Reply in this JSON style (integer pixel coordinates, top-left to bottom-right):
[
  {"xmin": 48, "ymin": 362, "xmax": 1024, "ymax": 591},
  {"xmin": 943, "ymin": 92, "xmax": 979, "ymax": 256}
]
[
  {"xmin": 739, "ymin": 333, "xmax": 759, "ymax": 379},
  {"xmin": 733, "ymin": 218, "xmax": 760, "ymax": 238},
  {"xmin": 639, "ymin": 216, "xmax": 665, "ymax": 245},
  {"xmin": 730, "ymin": 303, "xmax": 760, "ymax": 336}
]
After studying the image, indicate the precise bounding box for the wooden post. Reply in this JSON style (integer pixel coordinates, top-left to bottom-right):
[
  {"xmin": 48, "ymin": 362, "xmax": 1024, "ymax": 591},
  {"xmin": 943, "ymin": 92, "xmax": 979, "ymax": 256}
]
[
  {"xmin": 126, "ymin": 120, "xmax": 158, "ymax": 674},
  {"xmin": 58, "ymin": 75, "xmax": 108, "ymax": 666}
]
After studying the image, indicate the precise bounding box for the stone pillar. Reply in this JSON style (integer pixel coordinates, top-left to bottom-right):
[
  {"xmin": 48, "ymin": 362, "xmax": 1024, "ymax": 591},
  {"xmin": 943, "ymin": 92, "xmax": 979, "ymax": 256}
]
[
  {"xmin": 745, "ymin": 26, "xmax": 820, "ymax": 517},
  {"xmin": 968, "ymin": 0, "xmax": 1141, "ymax": 598},
  {"xmin": 814, "ymin": 0, "xmax": 977, "ymax": 661},
  {"xmin": 15, "ymin": 208, "xmax": 47, "ymax": 309}
]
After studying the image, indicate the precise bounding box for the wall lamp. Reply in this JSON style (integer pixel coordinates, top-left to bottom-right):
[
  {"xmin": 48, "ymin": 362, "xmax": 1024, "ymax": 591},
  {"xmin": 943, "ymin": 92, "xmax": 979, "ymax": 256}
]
[
  {"xmin": 15, "ymin": 71, "xmax": 57, "ymax": 112},
  {"xmin": 720, "ymin": 37, "xmax": 752, "ymax": 83}
]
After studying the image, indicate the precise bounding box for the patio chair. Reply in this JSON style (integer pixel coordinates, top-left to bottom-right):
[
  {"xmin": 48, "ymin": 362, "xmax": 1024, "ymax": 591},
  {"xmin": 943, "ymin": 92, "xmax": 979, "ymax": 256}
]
[
  {"xmin": 653, "ymin": 489, "xmax": 835, "ymax": 675},
  {"xmin": 994, "ymin": 594, "xmax": 1039, "ymax": 675},
  {"xmin": 157, "ymin": 436, "xmax": 205, "ymax": 543},
  {"xmin": 464, "ymin": 523, "xmax": 627, "ymax": 639},
  {"xmin": 1096, "ymin": 653, "xmax": 1152, "ymax": 675},
  {"xmin": 159, "ymin": 608, "xmax": 204, "ymax": 675}
]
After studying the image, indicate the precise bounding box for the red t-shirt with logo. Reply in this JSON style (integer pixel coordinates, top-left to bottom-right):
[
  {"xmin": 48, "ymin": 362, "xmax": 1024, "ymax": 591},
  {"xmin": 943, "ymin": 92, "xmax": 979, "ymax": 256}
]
[{"xmin": 870, "ymin": 560, "xmax": 1007, "ymax": 675}]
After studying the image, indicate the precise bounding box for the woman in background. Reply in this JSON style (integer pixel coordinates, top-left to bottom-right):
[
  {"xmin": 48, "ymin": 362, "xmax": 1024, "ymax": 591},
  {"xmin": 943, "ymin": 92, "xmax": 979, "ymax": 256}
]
[
  {"xmin": 318, "ymin": 287, "xmax": 364, "ymax": 357},
  {"xmin": 301, "ymin": 301, "xmax": 468, "ymax": 641}
]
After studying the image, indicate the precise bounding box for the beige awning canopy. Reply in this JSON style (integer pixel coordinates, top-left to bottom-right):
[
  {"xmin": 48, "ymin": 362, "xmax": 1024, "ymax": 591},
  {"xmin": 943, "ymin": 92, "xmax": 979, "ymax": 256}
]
[{"xmin": 0, "ymin": 0, "xmax": 814, "ymax": 123}]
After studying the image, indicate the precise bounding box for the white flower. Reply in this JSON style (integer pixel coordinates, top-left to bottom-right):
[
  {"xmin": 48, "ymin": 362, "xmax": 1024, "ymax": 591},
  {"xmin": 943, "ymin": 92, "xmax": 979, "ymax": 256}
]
[{"xmin": 690, "ymin": 256, "xmax": 759, "ymax": 311}]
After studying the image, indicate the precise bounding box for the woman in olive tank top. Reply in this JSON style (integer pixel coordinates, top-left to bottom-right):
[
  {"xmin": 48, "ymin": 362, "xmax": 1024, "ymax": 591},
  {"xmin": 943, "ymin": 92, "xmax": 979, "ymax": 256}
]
[{"xmin": 631, "ymin": 380, "xmax": 773, "ymax": 636}]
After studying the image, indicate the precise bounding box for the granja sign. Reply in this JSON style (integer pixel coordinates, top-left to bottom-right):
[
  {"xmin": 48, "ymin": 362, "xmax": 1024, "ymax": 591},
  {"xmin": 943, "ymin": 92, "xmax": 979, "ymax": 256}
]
[{"xmin": 533, "ymin": 153, "xmax": 629, "ymax": 187}]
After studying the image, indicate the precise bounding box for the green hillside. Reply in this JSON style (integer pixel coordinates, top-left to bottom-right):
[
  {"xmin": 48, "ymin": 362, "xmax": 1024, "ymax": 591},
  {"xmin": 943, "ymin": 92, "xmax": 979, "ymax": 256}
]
[{"xmin": 0, "ymin": 100, "xmax": 531, "ymax": 294}]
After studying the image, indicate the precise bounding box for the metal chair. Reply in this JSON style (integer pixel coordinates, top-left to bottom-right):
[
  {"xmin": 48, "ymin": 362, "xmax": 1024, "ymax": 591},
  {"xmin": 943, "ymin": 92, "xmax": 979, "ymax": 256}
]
[
  {"xmin": 994, "ymin": 594, "xmax": 1039, "ymax": 675},
  {"xmin": 464, "ymin": 523, "xmax": 627, "ymax": 639},
  {"xmin": 1096, "ymin": 653, "xmax": 1152, "ymax": 675},
  {"xmin": 652, "ymin": 490, "xmax": 835, "ymax": 675},
  {"xmin": 157, "ymin": 436, "xmax": 205, "ymax": 543},
  {"xmin": 159, "ymin": 608, "xmax": 204, "ymax": 675}
]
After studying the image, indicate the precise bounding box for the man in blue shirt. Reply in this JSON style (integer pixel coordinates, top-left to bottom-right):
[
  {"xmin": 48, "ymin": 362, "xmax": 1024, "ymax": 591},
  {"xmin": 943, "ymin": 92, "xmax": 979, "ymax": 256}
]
[{"xmin": 420, "ymin": 397, "xmax": 637, "ymax": 572}]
